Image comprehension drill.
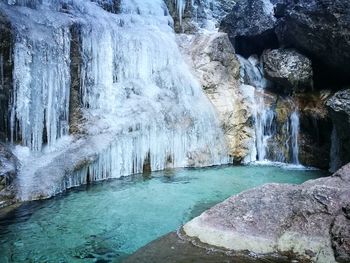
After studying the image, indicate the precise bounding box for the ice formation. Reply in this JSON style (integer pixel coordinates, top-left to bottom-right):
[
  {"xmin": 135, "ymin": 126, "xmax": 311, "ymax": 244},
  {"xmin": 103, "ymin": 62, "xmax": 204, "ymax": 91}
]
[{"xmin": 1, "ymin": 0, "xmax": 229, "ymax": 199}]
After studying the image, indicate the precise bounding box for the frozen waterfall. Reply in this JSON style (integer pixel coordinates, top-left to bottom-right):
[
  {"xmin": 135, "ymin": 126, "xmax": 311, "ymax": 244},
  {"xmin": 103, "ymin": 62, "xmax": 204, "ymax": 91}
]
[
  {"xmin": 1, "ymin": 0, "xmax": 229, "ymax": 199},
  {"xmin": 2, "ymin": 4, "xmax": 72, "ymax": 151}
]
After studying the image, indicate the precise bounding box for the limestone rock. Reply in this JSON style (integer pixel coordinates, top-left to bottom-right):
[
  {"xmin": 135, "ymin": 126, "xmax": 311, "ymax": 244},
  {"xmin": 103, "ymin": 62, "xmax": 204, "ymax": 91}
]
[
  {"xmin": 184, "ymin": 163, "xmax": 350, "ymax": 263},
  {"xmin": 177, "ymin": 32, "xmax": 255, "ymax": 162},
  {"xmin": 262, "ymin": 49, "xmax": 313, "ymax": 93}
]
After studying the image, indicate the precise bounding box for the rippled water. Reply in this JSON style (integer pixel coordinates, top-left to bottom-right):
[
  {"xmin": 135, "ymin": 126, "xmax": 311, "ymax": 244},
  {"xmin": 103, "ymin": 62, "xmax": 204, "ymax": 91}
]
[{"xmin": 0, "ymin": 165, "xmax": 326, "ymax": 262}]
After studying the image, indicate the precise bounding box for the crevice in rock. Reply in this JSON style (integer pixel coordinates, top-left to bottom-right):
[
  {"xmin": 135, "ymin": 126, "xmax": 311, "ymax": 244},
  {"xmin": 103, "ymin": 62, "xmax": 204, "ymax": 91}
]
[
  {"xmin": 69, "ymin": 24, "xmax": 84, "ymax": 135},
  {"xmin": 234, "ymin": 29, "xmax": 279, "ymax": 58}
]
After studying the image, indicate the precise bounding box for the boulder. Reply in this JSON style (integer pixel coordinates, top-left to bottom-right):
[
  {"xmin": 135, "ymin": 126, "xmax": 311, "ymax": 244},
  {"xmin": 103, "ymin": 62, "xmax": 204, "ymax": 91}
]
[
  {"xmin": 177, "ymin": 32, "xmax": 255, "ymax": 162},
  {"xmin": 184, "ymin": 163, "xmax": 350, "ymax": 262},
  {"xmin": 262, "ymin": 48, "xmax": 313, "ymax": 93},
  {"xmin": 326, "ymin": 89, "xmax": 350, "ymax": 168}
]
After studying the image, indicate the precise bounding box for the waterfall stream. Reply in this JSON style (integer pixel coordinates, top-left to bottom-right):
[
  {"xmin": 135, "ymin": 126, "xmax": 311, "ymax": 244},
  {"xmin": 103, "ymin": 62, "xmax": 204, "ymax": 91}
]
[
  {"xmin": 238, "ymin": 55, "xmax": 301, "ymax": 164},
  {"xmin": 290, "ymin": 111, "xmax": 300, "ymax": 164}
]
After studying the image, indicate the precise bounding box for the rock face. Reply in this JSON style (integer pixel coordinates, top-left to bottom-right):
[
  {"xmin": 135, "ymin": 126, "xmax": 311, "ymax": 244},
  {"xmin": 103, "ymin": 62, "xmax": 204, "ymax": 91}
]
[
  {"xmin": 184, "ymin": 163, "xmax": 350, "ymax": 263},
  {"xmin": 276, "ymin": 0, "xmax": 350, "ymax": 83},
  {"xmin": 220, "ymin": 0, "xmax": 279, "ymax": 56},
  {"xmin": 262, "ymin": 49, "xmax": 313, "ymax": 93},
  {"xmin": 177, "ymin": 32, "xmax": 255, "ymax": 162},
  {"xmin": 297, "ymin": 91, "xmax": 333, "ymax": 170},
  {"xmin": 327, "ymin": 89, "xmax": 350, "ymax": 168},
  {"xmin": 221, "ymin": 0, "xmax": 350, "ymax": 82}
]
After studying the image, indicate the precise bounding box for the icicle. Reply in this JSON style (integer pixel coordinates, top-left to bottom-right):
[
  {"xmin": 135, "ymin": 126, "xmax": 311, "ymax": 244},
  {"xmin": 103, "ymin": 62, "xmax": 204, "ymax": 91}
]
[
  {"xmin": 175, "ymin": 0, "xmax": 186, "ymax": 25},
  {"xmin": 3, "ymin": 0, "xmax": 229, "ymax": 200},
  {"xmin": 9, "ymin": 24, "xmax": 71, "ymax": 151},
  {"xmin": 77, "ymin": 0, "xmax": 229, "ymax": 176}
]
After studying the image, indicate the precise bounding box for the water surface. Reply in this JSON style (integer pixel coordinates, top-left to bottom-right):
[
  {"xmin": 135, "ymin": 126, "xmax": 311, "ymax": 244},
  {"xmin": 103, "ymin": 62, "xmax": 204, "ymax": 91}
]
[{"xmin": 0, "ymin": 165, "xmax": 326, "ymax": 262}]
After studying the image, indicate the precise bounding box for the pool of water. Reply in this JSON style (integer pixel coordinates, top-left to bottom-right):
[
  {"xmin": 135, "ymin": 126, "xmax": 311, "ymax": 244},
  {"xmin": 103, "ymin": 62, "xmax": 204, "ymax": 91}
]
[{"xmin": 0, "ymin": 165, "xmax": 327, "ymax": 262}]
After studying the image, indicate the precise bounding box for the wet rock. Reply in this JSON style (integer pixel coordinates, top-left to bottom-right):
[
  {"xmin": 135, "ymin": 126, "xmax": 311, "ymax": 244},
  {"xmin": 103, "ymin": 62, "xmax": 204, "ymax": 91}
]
[
  {"xmin": 297, "ymin": 91, "xmax": 333, "ymax": 169},
  {"xmin": 184, "ymin": 163, "xmax": 350, "ymax": 262},
  {"xmin": 177, "ymin": 32, "xmax": 255, "ymax": 162},
  {"xmin": 262, "ymin": 49, "xmax": 313, "ymax": 93},
  {"xmin": 326, "ymin": 89, "xmax": 350, "ymax": 167}
]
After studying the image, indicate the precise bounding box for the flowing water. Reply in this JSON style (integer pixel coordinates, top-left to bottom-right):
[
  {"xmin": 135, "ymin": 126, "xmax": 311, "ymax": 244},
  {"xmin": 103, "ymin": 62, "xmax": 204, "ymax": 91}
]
[
  {"xmin": 290, "ymin": 111, "xmax": 300, "ymax": 164},
  {"xmin": 0, "ymin": 165, "xmax": 326, "ymax": 263},
  {"xmin": 238, "ymin": 55, "xmax": 301, "ymax": 164}
]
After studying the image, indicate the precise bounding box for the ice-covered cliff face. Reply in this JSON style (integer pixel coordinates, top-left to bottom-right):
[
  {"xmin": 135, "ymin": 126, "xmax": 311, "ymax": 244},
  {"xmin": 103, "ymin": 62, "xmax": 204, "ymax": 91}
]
[{"xmin": 0, "ymin": 0, "xmax": 229, "ymax": 199}]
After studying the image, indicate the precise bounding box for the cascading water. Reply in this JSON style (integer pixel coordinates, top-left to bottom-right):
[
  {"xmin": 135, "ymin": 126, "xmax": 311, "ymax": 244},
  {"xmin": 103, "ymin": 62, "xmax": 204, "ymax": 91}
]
[
  {"xmin": 290, "ymin": 111, "xmax": 300, "ymax": 164},
  {"xmin": 1, "ymin": 0, "xmax": 229, "ymax": 199},
  {"xmin": 238, "ymin": 55, "xmax": 273, "ymax": 161},
  {"xmin": 253, "ymin": 97, "xmax": 275, "ymax": 161},
  {"xmin": 238, "ymin": 54, "xmax": 301, "ymax": 164}
]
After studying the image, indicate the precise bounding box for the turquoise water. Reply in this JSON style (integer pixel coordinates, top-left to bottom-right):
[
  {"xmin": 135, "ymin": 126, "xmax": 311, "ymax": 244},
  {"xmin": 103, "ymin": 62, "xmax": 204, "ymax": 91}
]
[{"xmin": 0, "ymin": 165, "xmax": 326, "ymax": 262}]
